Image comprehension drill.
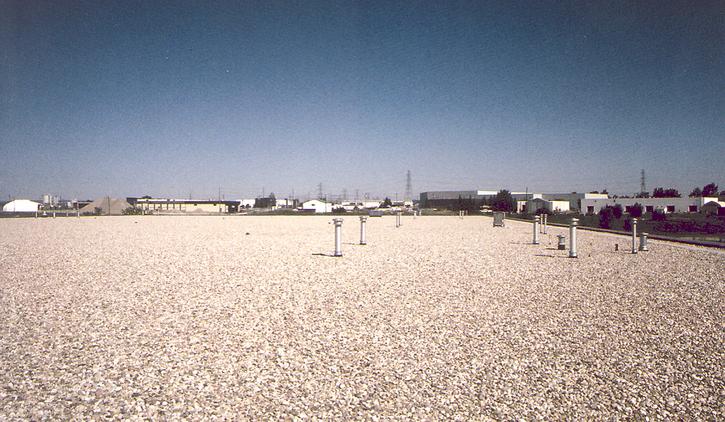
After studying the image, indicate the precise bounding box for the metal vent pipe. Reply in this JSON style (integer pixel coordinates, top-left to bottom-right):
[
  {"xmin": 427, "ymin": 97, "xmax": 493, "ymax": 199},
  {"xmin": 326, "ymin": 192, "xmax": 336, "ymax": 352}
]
[
  {"xmin": 333, "ymin": 218, "xmax": 343, "ymax": 257},
  {"xmin": 359, "ymin": 216, "xmax": 367, "ymax": 245},
  {"xmin": 569, "ymin": 218, "xmax": 578, "ymax": 258}
]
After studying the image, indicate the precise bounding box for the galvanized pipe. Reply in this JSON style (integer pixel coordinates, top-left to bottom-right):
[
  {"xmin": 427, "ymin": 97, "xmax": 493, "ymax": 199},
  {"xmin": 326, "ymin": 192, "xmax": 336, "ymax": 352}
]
[
  {"xmin": 557, "ymin": 234, "xmax": 566, "ymax": 250},
  {"xmin": 543, "ymin": 214, "xmax": 548, "ymax": 234},
  {"xmin": 333, "ymin": 218, "xmax": 343, "ymax": 257},
  {"xmin": 533, "ymin": 215, "xmax": 540, "ymax": 244},
  {"xmin": 539, "ymin": 215, "xmax": 543, "ymax": 233},
  {"xmin": 631, "ymin": 218, "xmax": 638, "ymax": 254},
  {"xmin": 569, "ymin": 218, "xmax": 578, "ymax": 258},
  {"xmin": 359, "ymin": 216, "xmax": 367, "ymax": 245},
  {"xmin": 639, "ymin": 232, "xmax": 648, "ymax": 251}
]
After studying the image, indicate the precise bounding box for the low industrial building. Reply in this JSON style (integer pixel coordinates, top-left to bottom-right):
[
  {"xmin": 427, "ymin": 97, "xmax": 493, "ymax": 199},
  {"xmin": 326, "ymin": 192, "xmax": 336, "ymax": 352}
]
[
  {"xmin": 2, "ymin": 199, "xmax": 41, "ymax": 213},
  {"xmin": 360, "ymin": 200, "xmax": 383, "ymax": 209},
  {"xmin": 272, "ymin": 198, "xmax": 298, "ymax": 210},
  {"xmin": 522, "ymin": 198, "xmax": 571, "ymax": 214},
  {"xmin": 579, "ymin": 197, "xmax": 719, "ymax": 215},
  {"xmin": 239, "ymin": 199, "xmax": 256, "ymax": 209},
  {"xmin": 301, "ymin": 200, "xmax": 332, "ymax": 213},
  {"xmin": 541, "ymin": 192, "xmax": 609, "ymax": 212},
  {"xmin": 419, "ymin": 190, "xmax": 537, "ymax": 209},
  {"xmin": 700, "ymin": 201, "xmax": 725, "ymax": 216},
  {"xmin": 129, "ymin": 198, "xmax": 238, "ymax": 213}
]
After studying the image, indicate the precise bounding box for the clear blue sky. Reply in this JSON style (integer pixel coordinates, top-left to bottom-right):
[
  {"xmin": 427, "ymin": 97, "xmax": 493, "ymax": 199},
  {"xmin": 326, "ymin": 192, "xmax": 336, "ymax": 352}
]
[{"xmin": 1, "ymin": 0, "xmax": 723, "ymax": 200}]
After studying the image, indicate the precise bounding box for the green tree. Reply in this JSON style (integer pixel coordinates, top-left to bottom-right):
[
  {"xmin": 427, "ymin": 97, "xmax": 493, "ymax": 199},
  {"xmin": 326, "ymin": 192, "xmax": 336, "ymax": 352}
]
[
  {"xmin": 599, "ymin": 206, "xmax": 614, "ymax": 229},
  {"xmin": 612, "ymin": 204, "xmax": 623, "ymax": 219},
  {"xmin": 629, "ymin": 203, "xmax": 643, "ymax": 218},
  {"xmin": 653, "ymin": 187, "xmax": 680, "ymax": 198},
  {"xmin": 491, "ymin": 190, "xmax": 516, "ymax": 213},
  {"xmin": 702, "ymin": 183, "xmax": 719, "ymax": 197},
  {"xmin": 382, "ymin": 197, "xmax": 392, "ymax": 207},
  {"xmin": 689, "ymin": 187, "xmax": 702, "ymax": 197},
  {"xmin": 652, "ymin": 209, "xmax": 667, "ymax": 221}
]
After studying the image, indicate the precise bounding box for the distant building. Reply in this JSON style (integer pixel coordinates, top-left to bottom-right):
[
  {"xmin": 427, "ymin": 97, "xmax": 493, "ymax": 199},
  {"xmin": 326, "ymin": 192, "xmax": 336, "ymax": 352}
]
[
  {"xmin": 129, "ymin": 197, "xmax": 238, "ymax": 213},
  {"xmin": 254, "ymin": 196, "xmax": 276, "ymax": 209},
  {"xmin": 301, "ymin": 200, "xmax": 332, "ymax": 214},
  {"xmin": 2, "ymin": 199, "xmax": 41, "ymax": 213},
  {"xmin": 419, "ymin": 190, "xmax": 538, "ymax": 209},
  {"xmin": 360, "ymin": 200, "xmax": 383, "ymax": 209},
  {"xmin": 541, "ymin": 192, "xmax": 609, "ymax": 212},
  {"xmin": 579, "ymin": 197, "xmax": 718, "ymax": 215},
  {"xmin": 523, "ymin": 198, "xmax": 570, "ymax": 214},
  {"xmin": 701, "ymin": 201, "xmax": 725, "ymax": 216},
  {"xmin": 239, "ymin": 199, "xmax": 255, "ymax": 209},
  {"xmin": 419, "ymin": 191, "xmax": 479, "ymax": 209},
  {"xmin": 42, "ymin": 194, "xmax": 59, "ymax": 207},
  {"xmin": 272, "ymin": 198, "xmax": 298, "ymax": 210}
]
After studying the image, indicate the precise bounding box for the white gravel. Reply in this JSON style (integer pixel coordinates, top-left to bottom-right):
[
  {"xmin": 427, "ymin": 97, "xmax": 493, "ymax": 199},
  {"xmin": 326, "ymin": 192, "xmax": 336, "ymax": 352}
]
[{"xmin": 0, "ymin": 215, "xmax": 722, "ymax": 419}]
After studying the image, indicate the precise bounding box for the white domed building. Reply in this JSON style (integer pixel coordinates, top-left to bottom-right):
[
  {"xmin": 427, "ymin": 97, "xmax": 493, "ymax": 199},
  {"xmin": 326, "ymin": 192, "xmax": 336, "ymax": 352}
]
[{"xmin": 2, "ymin": 199, "xmax": 41, "ymax": 213}]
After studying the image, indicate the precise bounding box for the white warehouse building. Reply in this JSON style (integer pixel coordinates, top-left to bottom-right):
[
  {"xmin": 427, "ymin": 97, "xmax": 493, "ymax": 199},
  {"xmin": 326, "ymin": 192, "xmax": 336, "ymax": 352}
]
[
  {"xmin": 580, "ymin": 196, "xmax": 719, "ymax": 215},
  {"xmin": 301, "ymin": 200, "xmax": 333, "ymax": 214}
]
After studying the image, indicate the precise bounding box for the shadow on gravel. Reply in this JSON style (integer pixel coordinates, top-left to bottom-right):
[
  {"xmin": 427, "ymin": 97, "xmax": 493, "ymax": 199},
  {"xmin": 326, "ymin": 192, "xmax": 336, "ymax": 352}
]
[
  {"xmin": 534, "ymin": 254, "xmax": 570, "ymax": 259},
  {"xmin": 312, "ymin": 253, "xmax": 341, "ymax": 258}
]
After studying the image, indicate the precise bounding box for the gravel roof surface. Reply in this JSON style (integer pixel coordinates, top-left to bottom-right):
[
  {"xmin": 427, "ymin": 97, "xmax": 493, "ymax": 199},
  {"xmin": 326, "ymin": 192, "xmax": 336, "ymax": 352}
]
[{"xmin": 1, "ymin": 215, "xmax": 722, "ymax": 420}]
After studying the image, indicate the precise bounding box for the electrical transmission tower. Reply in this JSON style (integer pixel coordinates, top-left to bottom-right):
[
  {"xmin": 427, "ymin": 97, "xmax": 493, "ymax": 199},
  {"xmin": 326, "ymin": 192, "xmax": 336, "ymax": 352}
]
[
  {"xmin": 640, "ymin": 169, "xmax": 646, "ymax": 196},
  {"xmin": 317, "ymin": 183, "xmax": 323, "ymax": 200},
  {"xmin": 405, "ymin": 170, "xmax": 412, "ymax": 201}
]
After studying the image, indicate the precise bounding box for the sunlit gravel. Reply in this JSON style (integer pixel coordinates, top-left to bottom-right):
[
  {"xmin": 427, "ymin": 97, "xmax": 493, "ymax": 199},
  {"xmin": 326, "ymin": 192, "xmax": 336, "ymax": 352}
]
[{"xmin": 1, "ymin": 215, "xmax": 722, "ymax": 419}]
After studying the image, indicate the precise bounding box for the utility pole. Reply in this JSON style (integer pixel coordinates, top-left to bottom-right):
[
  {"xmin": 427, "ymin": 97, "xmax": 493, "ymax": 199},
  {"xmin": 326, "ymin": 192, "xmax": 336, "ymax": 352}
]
[
  {"xmin": 405, "ymin": 170, "xmax": 412, "ymax": 202},
  {"xmin": 342, "ymin": 188, "xmax": 347, "ymax": 201}
]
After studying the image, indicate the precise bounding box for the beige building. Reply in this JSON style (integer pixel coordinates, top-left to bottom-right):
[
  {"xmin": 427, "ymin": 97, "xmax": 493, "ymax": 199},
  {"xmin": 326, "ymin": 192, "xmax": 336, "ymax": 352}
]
[{"xmin": 131, "ymin": 198, "xmax": 239, "ymax": 213}]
